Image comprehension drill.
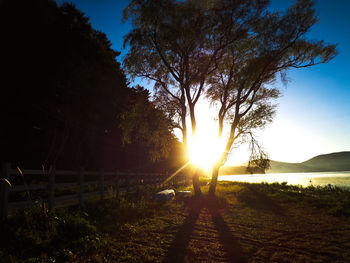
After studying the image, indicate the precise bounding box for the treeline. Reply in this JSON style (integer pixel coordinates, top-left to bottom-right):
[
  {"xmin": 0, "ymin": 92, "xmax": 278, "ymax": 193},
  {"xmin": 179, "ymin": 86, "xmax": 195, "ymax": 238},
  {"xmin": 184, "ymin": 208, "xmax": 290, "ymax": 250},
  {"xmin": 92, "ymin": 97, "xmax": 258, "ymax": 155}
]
[{"xmin": 0, "ymin": 0, "xmax": 185, "ymax": 171}]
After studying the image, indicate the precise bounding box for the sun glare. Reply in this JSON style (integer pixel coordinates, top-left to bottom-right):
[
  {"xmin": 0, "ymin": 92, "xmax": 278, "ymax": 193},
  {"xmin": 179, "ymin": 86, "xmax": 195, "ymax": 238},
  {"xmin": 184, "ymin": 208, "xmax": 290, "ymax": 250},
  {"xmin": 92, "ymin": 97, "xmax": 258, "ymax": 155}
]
[{"xmin": 188, "ymin": 132, "xmax": 225, "ymax": 169}]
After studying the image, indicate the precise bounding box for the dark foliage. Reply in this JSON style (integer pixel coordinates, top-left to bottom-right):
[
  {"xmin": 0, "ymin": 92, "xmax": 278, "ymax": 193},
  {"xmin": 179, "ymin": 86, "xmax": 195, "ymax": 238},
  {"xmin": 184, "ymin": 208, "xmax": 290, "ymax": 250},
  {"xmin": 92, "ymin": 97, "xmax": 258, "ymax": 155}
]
[{"xmin": 0, "ymin": 0, "xmax": 180, "ymax": 172}]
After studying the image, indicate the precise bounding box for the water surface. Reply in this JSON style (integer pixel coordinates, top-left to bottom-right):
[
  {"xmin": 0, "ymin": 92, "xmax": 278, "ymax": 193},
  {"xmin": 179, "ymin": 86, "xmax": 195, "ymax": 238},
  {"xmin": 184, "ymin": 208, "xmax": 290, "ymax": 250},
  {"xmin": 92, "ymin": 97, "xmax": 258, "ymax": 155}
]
[{"xmin": 218, "ymin": 171, "xmax": 350, "ymax": 188}]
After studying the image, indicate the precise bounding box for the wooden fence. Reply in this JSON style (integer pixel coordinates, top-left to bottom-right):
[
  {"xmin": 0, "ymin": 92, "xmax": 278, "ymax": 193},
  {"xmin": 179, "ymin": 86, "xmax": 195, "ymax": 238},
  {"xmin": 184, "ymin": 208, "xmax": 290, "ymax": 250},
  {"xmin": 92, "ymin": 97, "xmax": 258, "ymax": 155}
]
[{"xmin": 0, "ymin": 163, "xmax": 175, "ymax": 219}]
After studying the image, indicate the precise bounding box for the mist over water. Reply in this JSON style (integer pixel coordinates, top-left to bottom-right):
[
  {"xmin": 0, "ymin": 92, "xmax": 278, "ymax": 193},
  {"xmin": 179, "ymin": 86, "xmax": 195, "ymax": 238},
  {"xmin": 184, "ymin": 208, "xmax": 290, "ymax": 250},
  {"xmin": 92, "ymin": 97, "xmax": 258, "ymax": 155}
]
[{"xmin": 219, "ymin": 171, "xmax": 350, "ymax": 188}]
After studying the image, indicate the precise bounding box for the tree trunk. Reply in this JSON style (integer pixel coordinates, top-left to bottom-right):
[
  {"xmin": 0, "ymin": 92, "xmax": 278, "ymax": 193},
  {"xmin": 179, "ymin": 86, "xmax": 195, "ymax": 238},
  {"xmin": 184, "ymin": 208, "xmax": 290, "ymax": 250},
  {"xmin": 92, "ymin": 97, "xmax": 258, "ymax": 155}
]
[
  {"xmin": 189, "ymin": 104, "xmax": 196, "ymax": 135},
  {"xmin": 187, "ymin": 102, "xmax": 201, "ymax": 195},
  {"xmin": 210, "ymin": 119, "xmax": 239, "ymax": 195},
  {"xmin": 192, "ymin": 168, "xmax": 202, "ymax": 196},
  {"xmin": 209, "ymin": 163, "xmax": 221, "ymax": 195},
  {"xmin": 181, "ymin": 103, "xmax": 187, "ymax": 146}
]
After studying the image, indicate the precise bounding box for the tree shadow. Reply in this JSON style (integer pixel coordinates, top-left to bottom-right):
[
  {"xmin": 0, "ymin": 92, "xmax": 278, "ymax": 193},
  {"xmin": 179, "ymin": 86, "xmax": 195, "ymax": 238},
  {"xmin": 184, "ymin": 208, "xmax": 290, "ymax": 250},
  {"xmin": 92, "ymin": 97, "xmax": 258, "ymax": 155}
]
[
  {"xmin": 163, "ymin": 196, "xmax": 202, "ymax": 262},
  {"xmin": 163, "ymin": 195, "xmax": 247, "ymax": 263},
  {"xmin": 207, "ymin": 197, "xmax": 247, "ymax": 263},
  {"xmin": 236, "ymin": 185, "xmax": 286, "ymax": 216}
]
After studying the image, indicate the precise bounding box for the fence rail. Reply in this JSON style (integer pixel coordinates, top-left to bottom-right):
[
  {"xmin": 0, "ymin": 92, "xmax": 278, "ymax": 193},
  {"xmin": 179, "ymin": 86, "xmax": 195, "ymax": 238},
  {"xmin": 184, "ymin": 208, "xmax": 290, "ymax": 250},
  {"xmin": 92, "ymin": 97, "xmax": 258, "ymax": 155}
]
[{"xmin": 0, "ymin": 163, "xmax": 173, "ymax": 219}]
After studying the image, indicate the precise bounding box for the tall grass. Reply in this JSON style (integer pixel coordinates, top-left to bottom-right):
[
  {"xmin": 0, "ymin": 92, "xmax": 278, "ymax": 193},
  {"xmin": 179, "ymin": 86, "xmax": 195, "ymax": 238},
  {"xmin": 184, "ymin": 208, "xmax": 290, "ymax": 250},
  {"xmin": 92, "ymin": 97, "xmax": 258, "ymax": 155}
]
[
  {"xmin": 0, "ymin": 196, "xmax": 157, "ymax": 262},
  {"xmin": 230, "ymin": 181, "xmax": 350, "ymax": 216}
]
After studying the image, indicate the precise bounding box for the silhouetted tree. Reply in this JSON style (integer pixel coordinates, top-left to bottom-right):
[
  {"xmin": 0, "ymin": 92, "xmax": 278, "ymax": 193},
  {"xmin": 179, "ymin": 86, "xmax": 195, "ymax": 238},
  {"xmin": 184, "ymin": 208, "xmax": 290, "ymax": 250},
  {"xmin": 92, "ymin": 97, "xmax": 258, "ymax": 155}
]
[
  {"xmin": 123, "ymin": 0, "xmax": 267, "ymax": 194},
  {"xmin": 119, "ymin": 86, "xmax": 176, "ymax": 164},
  {"xmin": 123, "ymin": 0, "xmax": 337, "ymax": 195},
  {"xmin": 207, "ymin": 0, "xmax": 337, "ymax": 194},
  {"xmin": 0, "ymin": 0, "xmax": 176, "ymax": 171}
]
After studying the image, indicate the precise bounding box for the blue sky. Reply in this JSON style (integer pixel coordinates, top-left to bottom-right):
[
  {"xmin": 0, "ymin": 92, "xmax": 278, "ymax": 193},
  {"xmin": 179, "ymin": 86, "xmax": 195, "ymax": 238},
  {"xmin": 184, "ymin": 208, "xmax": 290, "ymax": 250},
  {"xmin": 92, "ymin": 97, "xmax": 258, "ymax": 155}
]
[
  {"xmin": 56, "ymin": 0, "xmax": 350, "ymax": 163},
  {"xmin": 262, "ymin": 0, "xmax": 350, "ymax": 162}
]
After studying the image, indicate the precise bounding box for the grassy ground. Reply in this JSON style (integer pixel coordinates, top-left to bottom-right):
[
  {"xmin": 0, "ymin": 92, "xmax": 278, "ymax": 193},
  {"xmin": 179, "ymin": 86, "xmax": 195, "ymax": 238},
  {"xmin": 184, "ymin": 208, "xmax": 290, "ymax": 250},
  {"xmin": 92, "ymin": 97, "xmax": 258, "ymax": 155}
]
[{"xmin": 1, "ymin": 181, "xmax": 350, "ymax": 262}]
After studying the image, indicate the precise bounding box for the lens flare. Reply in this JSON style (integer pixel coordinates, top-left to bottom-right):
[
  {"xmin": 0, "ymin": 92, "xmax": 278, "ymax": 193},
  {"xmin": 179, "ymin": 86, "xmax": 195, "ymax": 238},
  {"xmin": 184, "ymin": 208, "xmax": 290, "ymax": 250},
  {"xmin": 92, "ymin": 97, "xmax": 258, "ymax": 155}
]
[{"xmin": 188, "ymin": 133, "xmax": 225, "ymax": 169}]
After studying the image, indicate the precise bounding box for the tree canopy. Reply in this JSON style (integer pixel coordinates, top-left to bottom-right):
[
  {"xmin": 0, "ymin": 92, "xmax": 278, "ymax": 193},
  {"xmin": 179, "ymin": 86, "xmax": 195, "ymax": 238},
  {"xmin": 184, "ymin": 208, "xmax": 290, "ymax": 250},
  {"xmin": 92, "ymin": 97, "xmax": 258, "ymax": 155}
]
[
  {"xmin": 207, "ymin": 0, "xmax": 337, "ymax": 193},
  {"xmin": 123, "ymin": 0, "xmax": 267, "ymax": 144},
  {"xmin": 123, "ymin": 0, "xmax": 337, "ymax": 194},
  {"xmin": 0, "ymin": 0, "xmax": 178, "ymax": 171}
]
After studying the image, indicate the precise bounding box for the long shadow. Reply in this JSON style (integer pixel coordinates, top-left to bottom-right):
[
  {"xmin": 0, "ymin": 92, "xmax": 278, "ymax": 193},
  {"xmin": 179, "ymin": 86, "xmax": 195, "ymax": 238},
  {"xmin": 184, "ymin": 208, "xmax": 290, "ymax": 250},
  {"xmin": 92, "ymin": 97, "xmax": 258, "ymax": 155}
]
[
  {"xmin": 206, "ymin": 196, "xmax": 247, "ymax": 263},
  {"xmin": 163, "ymin": 197, "xmax": 202, "ymax": 263},
  {"xmin": 163, "ymin": 195, "xmax": 247, "ymax": 263},
  {"xmin": 244, "ymin": 185, "xmax": 286, "ymax": 216}
]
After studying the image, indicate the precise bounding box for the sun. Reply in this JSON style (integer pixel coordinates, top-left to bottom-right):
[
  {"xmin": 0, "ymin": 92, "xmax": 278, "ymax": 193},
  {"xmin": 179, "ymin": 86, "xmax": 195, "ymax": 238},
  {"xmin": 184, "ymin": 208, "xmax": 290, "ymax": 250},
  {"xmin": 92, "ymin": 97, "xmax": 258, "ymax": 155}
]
[
  {"xmin": 183, "ymin": 100, "xmax": 226, "ymax": 169},
  {"xmin": 188, "ymin": 131, "xmax": 225, "ymax": 170}
]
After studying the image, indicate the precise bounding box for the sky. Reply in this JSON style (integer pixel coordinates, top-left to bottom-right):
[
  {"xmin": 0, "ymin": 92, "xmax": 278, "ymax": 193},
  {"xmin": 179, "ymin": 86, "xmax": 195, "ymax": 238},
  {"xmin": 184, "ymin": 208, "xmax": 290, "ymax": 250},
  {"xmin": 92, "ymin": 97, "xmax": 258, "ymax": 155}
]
[{"xmin": 56, "ymin": 0, "xmax": 350, "ymax": 164}]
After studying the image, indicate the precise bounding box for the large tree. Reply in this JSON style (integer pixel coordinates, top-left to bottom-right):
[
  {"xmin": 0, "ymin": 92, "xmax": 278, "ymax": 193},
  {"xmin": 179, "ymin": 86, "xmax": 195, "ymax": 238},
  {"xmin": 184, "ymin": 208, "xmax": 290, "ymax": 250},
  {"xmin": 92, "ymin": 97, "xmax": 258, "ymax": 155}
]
[
  {"xmin": 123, "ymin": 0, "xmax": 268, "ymax": 194},
  {"xmin": 123, "ymin": 0, "xmax": 336, "ymax": 195},
  {"xmin": 207, "ymin": 0, "xmax": 337, "ymax": 194}
]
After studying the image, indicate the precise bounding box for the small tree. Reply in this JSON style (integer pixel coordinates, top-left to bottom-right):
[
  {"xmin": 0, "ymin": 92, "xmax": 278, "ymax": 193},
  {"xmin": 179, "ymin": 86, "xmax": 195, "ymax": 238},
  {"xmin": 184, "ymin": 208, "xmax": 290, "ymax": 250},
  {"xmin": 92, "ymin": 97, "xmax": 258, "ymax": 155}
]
[
  {"xmin": 119, "ymin": 86, "xmax": 176, "ymax": 164},
  {"xmin": 208, "ymin": 0, "xmax": 337, "ymax": 194}
]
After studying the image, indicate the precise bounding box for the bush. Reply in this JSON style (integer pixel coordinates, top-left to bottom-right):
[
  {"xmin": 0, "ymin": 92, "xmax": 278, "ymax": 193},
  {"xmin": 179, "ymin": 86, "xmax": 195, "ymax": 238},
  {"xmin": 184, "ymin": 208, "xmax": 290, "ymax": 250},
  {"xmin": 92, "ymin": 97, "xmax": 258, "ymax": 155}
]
[
  {"xmin": 55, "ymin": 213, "xmax": 97, "ymax": 242},
  {"xmin": 0, "ymin": 202, "xmax": 105, "ymax": 262}
]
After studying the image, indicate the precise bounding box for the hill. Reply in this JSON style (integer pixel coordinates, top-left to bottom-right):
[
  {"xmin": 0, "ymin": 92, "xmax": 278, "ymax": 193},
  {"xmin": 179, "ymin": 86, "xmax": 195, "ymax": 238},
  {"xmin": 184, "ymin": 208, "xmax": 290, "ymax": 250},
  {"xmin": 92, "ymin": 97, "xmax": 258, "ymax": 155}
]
[
  {"xmin": 302, "ymin": 151, "xmax": 350, "ymax": 170},
  {"xmin": 220, "ymin": 151, "xmax": 350, "ymax": 174},
  {"xmin": 269, "ymin": 151, "xmax": 350, "ymax": 173},
  {"xmin": 219, "ymin": 166, "xmax": 246, "ymax": 175}
]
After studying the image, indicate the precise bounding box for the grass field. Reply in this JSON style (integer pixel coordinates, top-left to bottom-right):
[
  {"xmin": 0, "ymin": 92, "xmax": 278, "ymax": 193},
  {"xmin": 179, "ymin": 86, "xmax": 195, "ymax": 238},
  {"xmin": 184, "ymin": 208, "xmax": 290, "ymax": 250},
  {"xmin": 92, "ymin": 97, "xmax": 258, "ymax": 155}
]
[{"xmin": 1, "ymin": 181, "xmax": 350, "ymax": 262}]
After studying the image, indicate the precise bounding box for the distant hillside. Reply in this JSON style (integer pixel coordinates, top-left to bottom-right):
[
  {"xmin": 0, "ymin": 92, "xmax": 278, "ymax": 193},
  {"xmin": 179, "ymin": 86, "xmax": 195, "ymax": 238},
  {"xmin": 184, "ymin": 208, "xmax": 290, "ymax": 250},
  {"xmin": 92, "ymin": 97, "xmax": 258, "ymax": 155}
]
[
  {"xmin": 219, "ymin": 166, "xmax": 248, "ymax": 175},
  {"xmin": 219, "ymin": 165, "xmax": 266, "ymax": 175},
  {"xmin": 302, "ymin": 151, "xmax": 350, "ymax": 171},
  {"xmin": 267, "ymin": 161, "xmax": 314, "ymax": 173},
  {"xmin": 268, "ymin": 151, "xmax": 350, "ymax": 173},
  {"xmin": 220, "ymin": 151, "xmax": 350, "ymax": 175}
]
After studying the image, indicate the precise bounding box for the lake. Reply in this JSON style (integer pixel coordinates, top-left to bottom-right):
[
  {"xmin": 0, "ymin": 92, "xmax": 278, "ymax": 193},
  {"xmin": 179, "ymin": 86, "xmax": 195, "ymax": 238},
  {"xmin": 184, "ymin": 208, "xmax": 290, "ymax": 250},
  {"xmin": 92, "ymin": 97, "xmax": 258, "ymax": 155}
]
[{"xmin": 218, "ymin": 171, "xmax": 350, "ymax": 188}]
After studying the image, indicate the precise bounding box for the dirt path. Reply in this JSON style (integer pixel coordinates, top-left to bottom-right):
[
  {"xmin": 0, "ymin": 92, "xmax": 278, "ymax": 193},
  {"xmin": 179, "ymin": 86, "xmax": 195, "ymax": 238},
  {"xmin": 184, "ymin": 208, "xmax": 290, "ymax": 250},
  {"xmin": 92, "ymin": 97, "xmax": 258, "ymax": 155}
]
[
  {"xmin": 163, "ymin": 192, "xmax": 350, "ymax": 262},
  {"xmin": 163, "ymin": 196, "xmax": 246, "ymax": 263},
  {"xmin": 225, "ymin": 200, "xmax": 350, "ymax": 262}
]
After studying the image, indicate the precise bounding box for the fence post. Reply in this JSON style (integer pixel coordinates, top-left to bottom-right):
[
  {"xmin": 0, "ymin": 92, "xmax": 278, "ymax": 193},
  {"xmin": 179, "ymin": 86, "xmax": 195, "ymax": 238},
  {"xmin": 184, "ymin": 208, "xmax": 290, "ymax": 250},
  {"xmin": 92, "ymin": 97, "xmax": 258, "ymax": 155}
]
[
  {"xmin": 1, "ymin": 163, "xmax": 10, "ymax": 220},
  {"xmin": 175, "ymin": 171, "xmax": 179, "ymax": 186},
  {"xmin": 48, "ymin": 165, "xmax": 55, "ymax": 211},
  {"xmin": 136, "ymin": 172, "xmax": 140, "ymax": 195},
  {"xmin": 115, "ymin": 170, "xmax": 120, "ymax": 199},
  {"xmin": 166, "ymin": 171, "xmax": 171, "ymax": 187},
  {"xmin": 100, "ymin": 169, "xmax": 104, "ymax": 200},
  {"xmin": 79, "ymin": 167, "xmax": 84, "ymax": 208},
  {"xmin": 153, "ymin": 173, "xmax": 156, "ymax": 189},
  {"xmin": 126, "ymin": 174, "xmax": 130, "ymax": 194}
]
